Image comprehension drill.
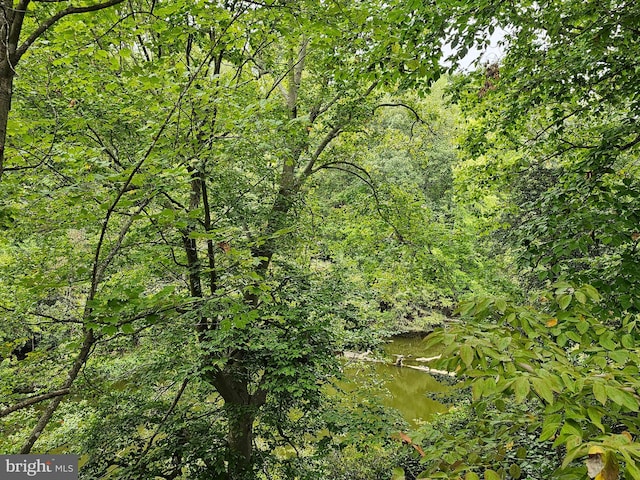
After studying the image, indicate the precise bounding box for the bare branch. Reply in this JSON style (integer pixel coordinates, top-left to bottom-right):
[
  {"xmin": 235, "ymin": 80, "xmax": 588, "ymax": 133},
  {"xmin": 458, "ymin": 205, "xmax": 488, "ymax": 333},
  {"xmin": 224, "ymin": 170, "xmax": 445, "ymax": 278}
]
[
  {"xmin": 298, "ymin": 124, "xmax": 342, "ymax": 183},
  {"xmin": 525, "ymin": 106, "xmax": 586, "ymax": 145},
  {"xmin": 374, "ymin": 102, "xmax": 436, "ymax": 136},
  {"xmin": 85, "ymin": 123, "xmax": 123, "ymax": 169},
  {"xmin": 265, "ymin": 42, "xmax": 308, "ymax": 103},
  {"xmin": 9, "ymin": 1, "xmax": 31, "ymax": 56},
  {"xmin": 238, "ymin": 0, "xmax": 293, "ymax": 8},
  {"xmin": 1, "ymin": 389, "xmax": 70, "ymax": 418},
  {"xmin": 618, "ymin": 133, "xmax": 640, "ymax": 152},
  {"xmin": 310, "ymin": 94, "xmax": 340, "ymax": 122},
  {"xmin": 316, "ymin": 161, "xmax": 407, "ymax": 243},
  {"xmin": 93, "ymin": 196, "xmax": 153, "ymax": 284},
  {"xmin": 135, "ymin": 377, "xmax": 190, "ymax": 466},
  {"xmin": 20, "ymin": 328, "xmax": 95, "ymax": 453}
]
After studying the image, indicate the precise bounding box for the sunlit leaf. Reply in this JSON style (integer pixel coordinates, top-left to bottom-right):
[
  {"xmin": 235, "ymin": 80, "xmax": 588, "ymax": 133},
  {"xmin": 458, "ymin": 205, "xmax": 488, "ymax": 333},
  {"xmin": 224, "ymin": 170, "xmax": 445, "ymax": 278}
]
[
  {"xmin": 460, "ymin": 344, "xmax": 474, "ymax": 368},
  {"xmin": 531, "ymin": 377, "xmax": 555, "ymax": 404},
  {"xmin": 391, "ymin": 467, "xmax": 405, "ymax": 480},
  {"xmin": 557, "ymin": 294, "xmax": 572, "ymax": 310},
  {"xmin": 593, "ymin": 382, "xmax": 607, "ymax": 406},
  {"xmin": 484, "ymin": 469, "xmax": 501, "ymax": 480},
  {"xmin": 513, "ymin": 376, "xmax": 530, "ymax": 403}
]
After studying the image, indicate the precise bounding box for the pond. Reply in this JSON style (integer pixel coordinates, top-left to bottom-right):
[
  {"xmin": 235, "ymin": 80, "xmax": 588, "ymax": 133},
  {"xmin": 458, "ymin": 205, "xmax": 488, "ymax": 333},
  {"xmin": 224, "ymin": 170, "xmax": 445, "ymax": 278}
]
[{"xmin": 343, "ymin": 334, "xmax": 452, "ymax": 426}]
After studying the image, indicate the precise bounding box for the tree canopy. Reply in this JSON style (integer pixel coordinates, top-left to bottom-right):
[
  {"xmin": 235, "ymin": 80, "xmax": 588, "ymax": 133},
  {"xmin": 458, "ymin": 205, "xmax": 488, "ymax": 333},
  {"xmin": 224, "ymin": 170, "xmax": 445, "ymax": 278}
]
[{"xmin": 1, "ymin": 0, "xmax": 639, "ymax": 479}]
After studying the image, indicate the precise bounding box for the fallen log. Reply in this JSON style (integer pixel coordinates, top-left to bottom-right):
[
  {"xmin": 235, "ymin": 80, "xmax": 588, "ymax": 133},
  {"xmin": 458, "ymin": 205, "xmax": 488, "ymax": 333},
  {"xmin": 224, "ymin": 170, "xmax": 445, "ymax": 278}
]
[
  {"xmin": 342, "ymin": 351, "xmax": 454, "ymax": 377},
  {"xmin": 402, "ymin": 364, "xmax": 455, "ymax": 377},
  {"xmin": 414, "ymin": 355, "xmax": 442, "ymax": 363}
]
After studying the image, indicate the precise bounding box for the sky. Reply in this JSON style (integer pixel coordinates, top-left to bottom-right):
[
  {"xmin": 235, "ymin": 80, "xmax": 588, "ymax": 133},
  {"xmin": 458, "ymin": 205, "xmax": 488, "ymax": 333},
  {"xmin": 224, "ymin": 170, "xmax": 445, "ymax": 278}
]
[{"xmin": 441, "ymin": 27, "xmax": 508, "ymax": 72}]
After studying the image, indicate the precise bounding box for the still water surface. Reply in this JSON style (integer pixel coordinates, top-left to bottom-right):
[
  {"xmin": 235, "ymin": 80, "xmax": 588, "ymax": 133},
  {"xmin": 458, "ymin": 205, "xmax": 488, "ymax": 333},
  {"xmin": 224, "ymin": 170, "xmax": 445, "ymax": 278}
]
[{"xmin": 344, "ymin": 335, "xmax": 451, "ymax": 426}]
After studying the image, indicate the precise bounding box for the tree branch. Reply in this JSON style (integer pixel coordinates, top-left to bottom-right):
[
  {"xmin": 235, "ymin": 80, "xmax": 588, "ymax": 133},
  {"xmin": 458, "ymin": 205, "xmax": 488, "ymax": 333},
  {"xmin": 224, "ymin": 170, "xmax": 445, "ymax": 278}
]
[
  {"xmin": 1, "ymin": 389, "xmax": 70, "ymax": 418},
  {"xmin": 297, "ymin": 124, "xmax": 342, "ymax": 183},
  {"xmin": 374, "ymin": 102, "xmax": 436, "ymax": 136},
  {"xmin": 264, "ymin": 42, "xmax": 308, "ymax": 103},
  {"xmin": 136, "ymin": 377, "xmax": 190, "ymax": 465},
  {"xmin": 315, "ymin": 161, "xmax": 407, "ymax": 243},
  {"xmin": 8, "ymin": 1, "xmax": 31, "ymax": 58}
]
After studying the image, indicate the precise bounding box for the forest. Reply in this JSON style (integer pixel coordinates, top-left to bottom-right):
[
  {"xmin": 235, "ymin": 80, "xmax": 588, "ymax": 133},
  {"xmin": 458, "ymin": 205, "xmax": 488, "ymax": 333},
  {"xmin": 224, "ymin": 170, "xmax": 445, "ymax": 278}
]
[{"xmin": 0, "ymin": 0, "xmax": 639, "ymax": 479}]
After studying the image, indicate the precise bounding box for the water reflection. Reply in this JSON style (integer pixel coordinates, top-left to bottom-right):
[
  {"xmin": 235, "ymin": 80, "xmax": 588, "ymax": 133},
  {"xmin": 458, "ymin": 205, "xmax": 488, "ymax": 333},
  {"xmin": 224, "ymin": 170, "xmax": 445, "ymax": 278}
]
[{"xmin": 343, "ymin": 335, "xmax": 451, "ymax": 426}]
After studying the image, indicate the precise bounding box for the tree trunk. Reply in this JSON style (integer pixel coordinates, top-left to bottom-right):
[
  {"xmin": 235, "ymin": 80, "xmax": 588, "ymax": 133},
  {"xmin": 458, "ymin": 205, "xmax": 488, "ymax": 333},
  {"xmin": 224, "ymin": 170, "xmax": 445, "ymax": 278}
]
[
  {"xmin": 226, "ymin": 403, "xmax": 255, "ymax": 480},
  {"xmin": 208, "ymin": 368, "xmax": 266, "ymax": 479},
  {"xmin": 0, "ymin": 71, "xmax": 14, "ymax": 180}
]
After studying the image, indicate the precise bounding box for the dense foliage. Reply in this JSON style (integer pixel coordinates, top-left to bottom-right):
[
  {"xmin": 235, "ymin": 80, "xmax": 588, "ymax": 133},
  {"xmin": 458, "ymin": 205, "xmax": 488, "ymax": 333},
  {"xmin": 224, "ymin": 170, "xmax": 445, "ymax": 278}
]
[{"xmin": 1, "ymin": 0, "xmax": 638, "ymax": 479}]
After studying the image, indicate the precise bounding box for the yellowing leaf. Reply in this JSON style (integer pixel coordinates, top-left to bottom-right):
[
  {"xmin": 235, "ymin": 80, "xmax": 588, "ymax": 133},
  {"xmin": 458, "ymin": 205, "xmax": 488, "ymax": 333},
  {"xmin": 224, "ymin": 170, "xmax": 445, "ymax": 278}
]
[
  {"xmin": 602, "ymin": 451, "xmax": 619, "ymax": 480},
  {"xmin": 465, "ymin": 473, "xmax": 480, "ymax": 480},
  {"xmin": 587, "ymin": 453, "xmax": 604, "ymax": 479},
  {"xmin": 588, "ymin": 450, "xmax": 620, "ymax": 480},
  {"xmin": 621, "ymin": 431, "xmax": 633, "ymax": 442},
  {"xmin": 546, "ymin": 318, "xmax": 558, "ymax": 327},
  {"xmin": 588, "ymin": 446, "xmax": 605, "ymax": 455}
]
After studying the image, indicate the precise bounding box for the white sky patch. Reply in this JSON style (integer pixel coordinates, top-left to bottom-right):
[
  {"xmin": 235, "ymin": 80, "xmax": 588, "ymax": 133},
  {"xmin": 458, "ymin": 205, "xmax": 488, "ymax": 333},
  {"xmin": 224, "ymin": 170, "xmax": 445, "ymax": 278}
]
[{"xmin": 441, "ymin": 27, "xmax": 508, "ymax": 72}]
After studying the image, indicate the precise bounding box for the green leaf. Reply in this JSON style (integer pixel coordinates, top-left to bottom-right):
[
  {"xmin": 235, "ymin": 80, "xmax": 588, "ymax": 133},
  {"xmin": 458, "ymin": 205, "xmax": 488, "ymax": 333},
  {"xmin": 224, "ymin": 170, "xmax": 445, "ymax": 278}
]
[
  {"xmin": 391, "ymin": 467, "xmax": 405, "ymax": 480},
  {"xmin": 472, "ymin": 378, "xmax": 484, "ymax": 401},
  {"xmin": 531, "ymin": 377, "xmax": 555, "ymax": 404},
  {"xmin": 557, "ymin": 294, "xmax": 572, "ymax": 310},
  {"xmin": 622, "ymin": 458, "xmax": 640, "ymax": 479},
  {"xmin": 582, "ymin": 285, "xmax": 600, "ymax": 302},
  {"xmin": 562, "ymin": 443, "xmax": 588, "ymax": 469},
  {"xmin": 494, "ymin": 298, "xmax": 507, "ymax": 313},
  {"xmin": 513, "ymin": 376, "xmax": 530, "ymax": 403},
  {"xmin": 576, "ymin": 320, "xmax": 590, "ymax": 334},
  {"xmin": 593, "ymin": 382, "xmax": 607, "ymax": 405},
  {"xmin": 102, "ymin": 325, "xmax": 117, "ymax": 335},
  {"xmin": 621, "ymin": 334, "xmax": 634, "ymax": 349},
  {"xmin": 484, "ymin": 469, "xmax": 501, "ymax": 480},
  {"xmin": 460, "ymin": 344, "xmax": 475, "ymax": 368},
  {"xmin": 604, "ymin": 386, "xmax": 639, "ymax": 411},
  {"xmin": 574, "ymin": 290, "xmax": 587, "ymax": 304},
  {"xmin": 599, "ymin": 332, "xmax": 617, "ymax": 351},
  {"xmin": 554, "ymin": 282, "xmax": 573, "ymax": 294},
  {"xmin": 456, "ymin": 300, "xmax": 475, "ymax": 316},
  {"xmin": 540, "ymin": 414, "xmax": 562, "ymax": 441},
  {"xmin": 121, "ymin": 323, "xmax": 135, "ymax": 334},
  {"xmin": 608, "ymin": 350, "xmax": 628, "ymax": 364},
  {"xmin": 587, "ymin": 407, "xmax": 605, "ymax": 432},
  {"xmin": 474, "ymin": 297, "xmax": 493, "ymax": 314}
]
